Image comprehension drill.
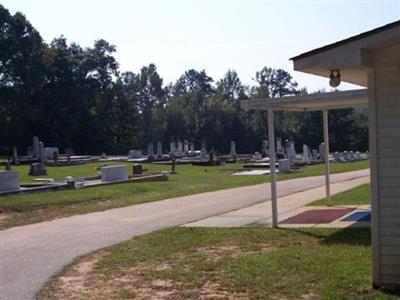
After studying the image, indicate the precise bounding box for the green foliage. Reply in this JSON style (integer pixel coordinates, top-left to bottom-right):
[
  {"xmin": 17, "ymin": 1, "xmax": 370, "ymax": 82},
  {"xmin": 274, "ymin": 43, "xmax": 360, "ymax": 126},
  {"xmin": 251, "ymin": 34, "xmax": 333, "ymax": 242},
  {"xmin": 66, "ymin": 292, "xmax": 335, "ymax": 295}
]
[{"xmin": 0, "ymin": 4, "xmax": 369, "ymax": 155}]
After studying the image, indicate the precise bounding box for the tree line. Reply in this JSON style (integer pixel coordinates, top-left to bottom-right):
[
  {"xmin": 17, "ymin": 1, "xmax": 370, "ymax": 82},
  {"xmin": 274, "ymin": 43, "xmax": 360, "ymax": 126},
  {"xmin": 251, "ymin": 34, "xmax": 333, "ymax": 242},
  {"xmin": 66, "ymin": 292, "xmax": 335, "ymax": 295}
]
[{"xmin": 0, "ymin": 5, "xmax": 368, "ymax": 155}]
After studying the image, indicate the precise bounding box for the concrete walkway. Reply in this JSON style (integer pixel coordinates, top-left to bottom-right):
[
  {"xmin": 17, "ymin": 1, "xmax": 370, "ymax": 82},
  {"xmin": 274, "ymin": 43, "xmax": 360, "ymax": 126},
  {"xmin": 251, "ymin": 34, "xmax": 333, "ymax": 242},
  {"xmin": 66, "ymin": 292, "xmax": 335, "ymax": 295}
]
[
  {"xmin": 184, "ymin": 175, "xmax": 370, "ymax": 227},
  {"xmin": 0, "ymin": 169, "xmax": 369, "ymax": 300}
]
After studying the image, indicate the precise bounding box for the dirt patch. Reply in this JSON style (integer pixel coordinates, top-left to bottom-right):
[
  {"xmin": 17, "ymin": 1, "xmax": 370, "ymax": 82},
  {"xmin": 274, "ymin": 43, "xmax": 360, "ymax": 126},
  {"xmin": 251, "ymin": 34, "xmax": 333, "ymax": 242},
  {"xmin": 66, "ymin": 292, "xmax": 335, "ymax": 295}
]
[{"xmin": 46, "ymin": 251, "xmax": 108, "ymax": 299}]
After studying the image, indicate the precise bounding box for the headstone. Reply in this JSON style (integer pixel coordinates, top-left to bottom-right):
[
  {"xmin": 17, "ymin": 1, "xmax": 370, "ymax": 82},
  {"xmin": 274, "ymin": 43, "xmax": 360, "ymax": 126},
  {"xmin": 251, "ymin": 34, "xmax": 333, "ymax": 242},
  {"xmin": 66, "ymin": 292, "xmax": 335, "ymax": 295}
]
[
  {"xmin": 100, "ymin": 165, "xmax": 128, "ymax": 182},
  {"xmin": 342, "ymin": 151, "xmax": 349, "ymax": 162},
  {"xmin": 312, "ymin": 149, "xmax": 319, "ymax": 160},
  {"xmin": 254, "ymin": 151, "xmax": 262, "ymax": 160},
  {"xmin": 189, "ymin": 142, "xmax": 195, "ymax": 154},
  {"xmin": 0, "ymin": 171, "xmax": 20, "ymax": 192},
  {"xmin": 128, "ymin": 150, "xmax": 142, "ymax": 159},
  {"xmin": 200, "ymin": 143, "xmax": 208, "ymax": 161},
  {"xmin": 170, "ymin": 141, "xmax": 176, "ymax": 157},
  {"xmin": 229, "ymin": 141, "xmax": 237, "ymax": 160},
  {"xmin": 29, "ymin": 162, "xmax": 47, "ymax": 176},
  {"xmin": 288, "ymin": 141, "xmax": 297, "ymax": 162},
  {"xmin": 12, "ymin": 147, "xmax": 19, "ymax": 165},
  {"xmin": 176, "ymin": 140, "xmax": 184, "ymax": 157},
  {"xmin": 133, "ymin": 164, "xmax": 142, "ymax": 175},
  {"xmin": 183, "ymin": 140, "xmax": 189, "ymax": 155},
  {"xmin": 276, "ymin": 138, "xmax": 284, "ymax": 156},
  {"xmin": 278, "ymin": 159, "xmax": 291, "ymax": 173},
  {"xmin": 209, "ymin": 147, "xmax": 216, "ymax": 162},
  {"xmin": 101, "ymin": 152, "xmax": 107, "ymax": 159},
  {"xmin": 355, "ymin": 151, "xmax": 361, "ymax": 161},
  {"xmin": 333, "ymin": 152, "xmax": 341, "ymax": 163},
  {"xmin": 319, "ymin": 143, "xmax": 325, "ymax": 161},
  {"xmin": 44, "ymin": 147, "xmax": 59, "ymax": 159},
  {"xmin": 349, "ymin": 151, "xmax": 355, "ymax": 161},
  {"xmin": 147, "ymin": 143, "xmax": 155, "ymax": 160},
  {"xmin": 33, "ymin": 136, "xmax": 39, "ymax": 158},
  {"xmin": 156, "ymin": 142, "xmax": 163, "ymax": 158},
  {"xmin": 262, "ymin": 140, "xmax": 269, "ymax": 157},
  {"xmin": 38, "ymin": 141, "xmax": 46, "ymax": 163},
  {"xmin": 303, "ymin": 144, "xmax": 310, "ymax": 164}
]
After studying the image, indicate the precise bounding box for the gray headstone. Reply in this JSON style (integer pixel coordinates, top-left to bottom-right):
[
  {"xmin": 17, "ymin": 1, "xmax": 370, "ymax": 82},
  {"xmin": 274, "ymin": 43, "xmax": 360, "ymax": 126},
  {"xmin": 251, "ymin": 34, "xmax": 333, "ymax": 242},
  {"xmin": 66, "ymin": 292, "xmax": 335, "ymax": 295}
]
[
  {"xmin": 278, "ymin": 159, "xmax": 291, "ymax": 173},
  {"xmin": 0, "ymin": 171, "xmax": 20, "ymax": 192},
  {"xmin": 100, "ymin": 165, "xmax": 128, "ymax": 182},
  {"xmin": 156, "ymin": 142, "xmax": 163, "ymax": 158},
  {"xmin": 29, "ymin": 162, "xmax": 47, "ymax": 176},
  {"xmin": 303, "ymin": 144, "xmax": 310, "ymax": 164},
  {"xmin": 147, "ymin": 143, "xmax": 155, "ymax": 159},
  {"xmin": 229, "ymin": 141, "xmax": 237, "ymax": 159},
  {"xmin": 33, "ymin": 136, "xmax": 39, "ymax": 158}
]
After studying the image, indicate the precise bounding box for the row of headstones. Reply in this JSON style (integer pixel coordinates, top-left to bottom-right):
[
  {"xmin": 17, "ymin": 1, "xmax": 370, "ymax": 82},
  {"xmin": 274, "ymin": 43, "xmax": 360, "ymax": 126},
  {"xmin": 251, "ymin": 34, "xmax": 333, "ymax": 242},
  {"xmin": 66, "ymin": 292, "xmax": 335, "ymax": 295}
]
[
  {"xmin": 333, "ymin": 151, "xmax": 368, "ymax": 163},
  {"xmin": 129, "ymin": 140, "xmax": 224, "ymax": 160},
  {"xmin": 11, "ymin": 137, "xmax": 63, "ymax": 164}
]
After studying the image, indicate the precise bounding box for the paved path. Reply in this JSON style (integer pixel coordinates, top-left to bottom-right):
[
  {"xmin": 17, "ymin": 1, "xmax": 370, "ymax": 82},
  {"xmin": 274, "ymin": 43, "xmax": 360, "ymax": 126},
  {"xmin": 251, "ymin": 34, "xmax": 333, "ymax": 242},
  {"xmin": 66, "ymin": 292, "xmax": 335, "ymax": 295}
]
[
  {"xmin": 0, "ymin": 169, "xmax": 369, "ymax": 300},
  {"xmin": 185, "ymin": 175, "xmax": 370, "ymax": 227}
]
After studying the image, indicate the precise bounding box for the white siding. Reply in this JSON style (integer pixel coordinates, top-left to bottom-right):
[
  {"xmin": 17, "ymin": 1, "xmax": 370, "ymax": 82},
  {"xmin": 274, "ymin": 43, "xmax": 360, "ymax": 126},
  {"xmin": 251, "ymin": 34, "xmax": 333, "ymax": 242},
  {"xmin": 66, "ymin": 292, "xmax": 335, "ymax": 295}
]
[{"xmin": 374, "ymin": 43, "xmax": 400, "ymax": 288}]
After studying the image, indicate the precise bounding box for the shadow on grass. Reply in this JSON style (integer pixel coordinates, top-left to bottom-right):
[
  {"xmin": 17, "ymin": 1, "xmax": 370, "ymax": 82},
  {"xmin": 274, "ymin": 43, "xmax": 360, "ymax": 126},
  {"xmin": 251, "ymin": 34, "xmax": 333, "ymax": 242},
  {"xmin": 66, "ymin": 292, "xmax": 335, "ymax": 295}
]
[{"xmin": 278, "ymin": 227, "xmax": 371, "ymax": 246}]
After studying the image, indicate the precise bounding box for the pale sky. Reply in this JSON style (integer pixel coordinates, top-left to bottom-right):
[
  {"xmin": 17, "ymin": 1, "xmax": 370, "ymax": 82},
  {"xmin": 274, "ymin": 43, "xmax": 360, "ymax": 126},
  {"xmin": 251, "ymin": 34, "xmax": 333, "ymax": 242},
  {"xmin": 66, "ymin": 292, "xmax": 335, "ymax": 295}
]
[{"xmin": 2, "ymin": 0, "xmax": 400, "ymax": 92}]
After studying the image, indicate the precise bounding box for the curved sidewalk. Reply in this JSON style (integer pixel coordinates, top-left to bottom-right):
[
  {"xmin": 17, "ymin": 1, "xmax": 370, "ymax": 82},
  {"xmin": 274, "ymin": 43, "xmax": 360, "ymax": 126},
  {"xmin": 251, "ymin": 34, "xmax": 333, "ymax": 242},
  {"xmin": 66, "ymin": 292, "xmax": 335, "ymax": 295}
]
[{"xmin": 0, "ymin": 169, "xmax": 369, "ymax": 300}]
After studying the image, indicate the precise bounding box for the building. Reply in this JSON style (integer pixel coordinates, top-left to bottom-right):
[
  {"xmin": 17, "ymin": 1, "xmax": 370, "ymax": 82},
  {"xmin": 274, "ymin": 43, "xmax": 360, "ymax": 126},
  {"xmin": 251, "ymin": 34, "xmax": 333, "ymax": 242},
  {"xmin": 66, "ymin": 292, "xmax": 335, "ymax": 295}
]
[{"xmin": 242, "ymin": 20, "xmax": 400, "ymax": 288}]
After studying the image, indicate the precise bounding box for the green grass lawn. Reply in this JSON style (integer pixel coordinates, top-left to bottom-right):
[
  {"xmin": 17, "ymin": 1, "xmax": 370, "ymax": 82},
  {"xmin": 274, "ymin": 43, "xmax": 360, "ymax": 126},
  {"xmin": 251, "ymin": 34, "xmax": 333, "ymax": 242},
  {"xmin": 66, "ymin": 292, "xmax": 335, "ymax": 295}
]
[
  {"xmin": 0, "ymin": 160, "xmax": 369, "ymax": 229},
  {"xmin": 39, "ymin": 227, "xmax": 399, "ymax": 300},
  {"xmin": 309, "ymin": 183, "xmax": 371, "ymax": 206}
]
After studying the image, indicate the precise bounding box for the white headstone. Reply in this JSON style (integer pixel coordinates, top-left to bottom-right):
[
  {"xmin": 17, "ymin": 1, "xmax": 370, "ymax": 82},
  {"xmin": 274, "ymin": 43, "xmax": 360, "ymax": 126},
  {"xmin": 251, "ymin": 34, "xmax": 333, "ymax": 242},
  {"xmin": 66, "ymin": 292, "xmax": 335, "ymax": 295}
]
[
  {"xmin": 288, "ymin": 141, "xmax": 297, "ymax": 162},
  {"xmin": 254, "ymin": 151, "xmax": 262, "ymax": 160},
  {"xmin": 229, "ymin": 141, "xmax": 237, "ymax": 159},
  {"xmin": 200, "ymin": 143, "xmax": 208, "ymax": 161},
  {"xmin": 170, "ymin": 141, "xmax": 176, "ymax": 156},
  {"xmin": 276, "ymin": 138, "xmax": 284, "ymax": 155},
  {"xmin": 176, "ymin": 141, "xmax": 184, "ymax": 156},
  {"xmin": 128, "ymin": 150, "xmax": 142, "ymax": 159},
  {"xmin": 262, "ymin": 140, "xmax": 269, "ymax": 157},
  {"xmin": 0, "ymin": 171, "xmax": 20, "ymax": 192},
  {"xmin": 100, "ymin": 165, "xmax": 128, "ymax": 182},
  {"xmin": 303, "ymin": 144, "xmax": 310, "ymax": 164},
  {"xmin": 183, "ymin": 140, "xmax": 189, "ymax": 155}
]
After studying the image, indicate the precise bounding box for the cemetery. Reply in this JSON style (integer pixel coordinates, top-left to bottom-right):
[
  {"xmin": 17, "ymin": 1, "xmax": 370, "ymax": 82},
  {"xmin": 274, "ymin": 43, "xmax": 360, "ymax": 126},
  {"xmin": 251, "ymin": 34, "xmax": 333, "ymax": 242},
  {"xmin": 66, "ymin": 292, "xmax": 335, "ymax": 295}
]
[
  {"xmin": 0, "ymin": 134, "xmax": 368, "ymax": 197},
  {"xmin": 1, "ymin": 2, "xmax": 399, "ymax": 299}
]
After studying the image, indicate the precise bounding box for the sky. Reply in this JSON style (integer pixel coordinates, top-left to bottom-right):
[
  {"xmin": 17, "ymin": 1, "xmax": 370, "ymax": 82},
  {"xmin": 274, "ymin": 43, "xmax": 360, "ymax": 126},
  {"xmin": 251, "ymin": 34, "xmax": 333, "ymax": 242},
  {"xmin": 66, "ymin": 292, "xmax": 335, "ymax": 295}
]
[{"xmin": 2, "ymin": 0, "xmax": 400, "ymax": 92}]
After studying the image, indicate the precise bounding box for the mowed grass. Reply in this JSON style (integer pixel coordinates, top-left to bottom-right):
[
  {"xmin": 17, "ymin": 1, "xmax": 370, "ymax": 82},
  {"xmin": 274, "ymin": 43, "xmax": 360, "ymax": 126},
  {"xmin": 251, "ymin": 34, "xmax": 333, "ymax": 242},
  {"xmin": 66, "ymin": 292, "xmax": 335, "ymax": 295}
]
[
  {"xmin": 39, "ymin": 227, "xmax": 399, "ymax": 300},
  {"xmin": 309, "ymin": 183, "xmax": 371, "ymax": 206},
  {"xmin": 0, "ymin": 160, "xmax": 369, "ymax": 229}
]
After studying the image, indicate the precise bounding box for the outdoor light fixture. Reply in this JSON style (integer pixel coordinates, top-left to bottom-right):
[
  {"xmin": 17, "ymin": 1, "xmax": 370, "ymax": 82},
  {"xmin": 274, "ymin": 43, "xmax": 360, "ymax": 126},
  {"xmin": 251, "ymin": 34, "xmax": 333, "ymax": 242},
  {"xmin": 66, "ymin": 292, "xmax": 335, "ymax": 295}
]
[{"xmin": 329, "ymin": 69, "xmax": 341, "ymax": 87}]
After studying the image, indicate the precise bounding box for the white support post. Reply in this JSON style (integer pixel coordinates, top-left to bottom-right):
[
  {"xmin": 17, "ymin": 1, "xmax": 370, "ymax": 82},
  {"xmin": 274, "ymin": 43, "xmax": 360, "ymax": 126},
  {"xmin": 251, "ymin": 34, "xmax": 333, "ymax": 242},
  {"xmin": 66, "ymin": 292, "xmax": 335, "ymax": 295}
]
[
  {"xmin": 268, "ymin": 109, "xmax": 278, "ymax": 227},
  {"xmin": 323, "ymin": 110, "xmax": 331, "ymax": 206}
]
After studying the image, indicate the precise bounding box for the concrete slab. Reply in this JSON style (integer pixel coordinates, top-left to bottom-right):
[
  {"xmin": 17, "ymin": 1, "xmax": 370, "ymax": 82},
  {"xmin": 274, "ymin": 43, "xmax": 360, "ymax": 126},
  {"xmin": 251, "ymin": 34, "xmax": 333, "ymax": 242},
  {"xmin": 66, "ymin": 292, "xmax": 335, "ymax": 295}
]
[{"xmin": 185, "ymin": 176, "xmax": 370, "ymax": 228}]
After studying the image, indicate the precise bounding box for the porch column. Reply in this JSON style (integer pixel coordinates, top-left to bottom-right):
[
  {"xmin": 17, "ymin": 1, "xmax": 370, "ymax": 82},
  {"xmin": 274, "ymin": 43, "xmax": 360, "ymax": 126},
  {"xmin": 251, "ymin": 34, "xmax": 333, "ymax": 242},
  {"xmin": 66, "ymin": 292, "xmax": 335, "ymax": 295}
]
[
  {"xmin": 268, "ymin": 109, "xmax": 278, "ymax": 227},
  {"xmin": 323, "ymin": 109, "xmax": 331, "ymax": 206}
]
